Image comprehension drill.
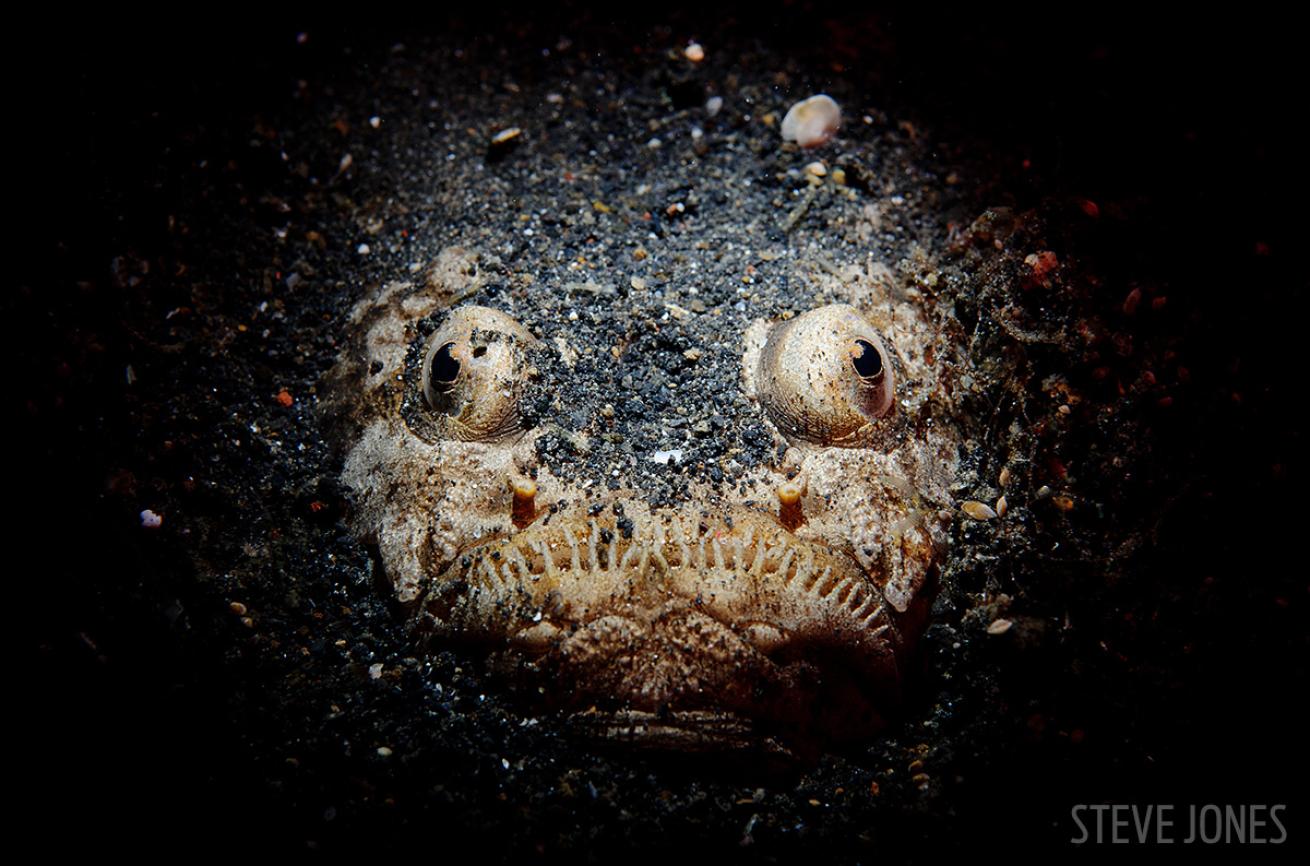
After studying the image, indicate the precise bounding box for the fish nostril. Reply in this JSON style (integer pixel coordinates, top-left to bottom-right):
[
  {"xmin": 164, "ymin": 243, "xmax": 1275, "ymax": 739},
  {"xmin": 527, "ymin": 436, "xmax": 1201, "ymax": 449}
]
[
  {"xmin": 510, "ymin": 477, "xmax": 537, "ymax": 529},
  {"xmin": 777, "ymin": 481, "xmax": 805, "ymax": 531}
]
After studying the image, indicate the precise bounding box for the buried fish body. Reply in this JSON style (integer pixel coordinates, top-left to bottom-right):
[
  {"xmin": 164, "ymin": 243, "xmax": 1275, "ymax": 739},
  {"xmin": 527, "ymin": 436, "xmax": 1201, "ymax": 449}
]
[{"xmin": 328, "ymin": 257, "xmax": 963, "ymax": 750}]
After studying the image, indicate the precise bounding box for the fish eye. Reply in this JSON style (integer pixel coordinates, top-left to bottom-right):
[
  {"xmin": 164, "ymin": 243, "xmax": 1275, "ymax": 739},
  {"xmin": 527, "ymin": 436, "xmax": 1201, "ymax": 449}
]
[
  {"xmin": 419, "ymin": 306, "xmax": 538, "ymax": 442},
  {"xmin": 754, "ymin": 304, "xmax": 895, "ymax": 447},
  {"xmin": 851, "ymin": 339, "xmax": 884, "ymax": 379},
  {"xmin": 429, "ymin": 342, "xmax": 461, "ymax": 388}
]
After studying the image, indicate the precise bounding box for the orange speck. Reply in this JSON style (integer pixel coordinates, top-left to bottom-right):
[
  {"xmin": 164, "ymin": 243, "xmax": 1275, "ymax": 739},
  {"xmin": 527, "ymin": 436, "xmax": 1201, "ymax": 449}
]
[
  {"xmin": 276, "ymin": 389, "xmax": 294, "ymax": 407},
  {"xmin": 1123, "ymin": 287, "xmax": 1142, "ymax": 315},
  {"xmin": 309, "ymin": 500, "xmax": 326, "ymax": 513}
]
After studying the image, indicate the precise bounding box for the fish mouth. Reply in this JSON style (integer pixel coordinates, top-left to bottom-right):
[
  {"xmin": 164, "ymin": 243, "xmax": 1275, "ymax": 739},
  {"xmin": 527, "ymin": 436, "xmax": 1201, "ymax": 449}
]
[{"xmin": 414, "ymin": 505, "xmax": 932, "ymax": 744}]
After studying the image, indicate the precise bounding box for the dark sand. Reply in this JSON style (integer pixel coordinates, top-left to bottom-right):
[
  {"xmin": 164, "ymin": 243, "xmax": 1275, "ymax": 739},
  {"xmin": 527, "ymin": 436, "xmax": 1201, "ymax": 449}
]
[{"xmin": 14, "ymin": 9, "xmax": 1303, "ymax": 859}]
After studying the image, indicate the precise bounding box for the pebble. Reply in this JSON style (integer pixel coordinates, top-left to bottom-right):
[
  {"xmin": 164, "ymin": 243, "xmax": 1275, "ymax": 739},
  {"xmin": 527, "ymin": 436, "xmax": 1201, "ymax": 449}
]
[
  {"xmin": 684, "ymin": 42, "xmax": 705, "ymax": 63},
  {"xmin": 961, "ymin": 501, "xmax": 997, "ymax": 520},
  {"xmin": 140, "ymin": 509, "xmax": 163, "ymax": 529},
  {"xmin": 987, "ymin": 618, "xmax": 1014, "ymax": 635},
  {"xmin": 1123, "ymin": 287, "xmax": 1142, "ymax": 315},
  {"xmin": 780, "ymin": 94, "xmax": 841, "ymax": 148},
  {"xmin": 705, "ymin": 95, "xmax": 723, "ymax": 116}
]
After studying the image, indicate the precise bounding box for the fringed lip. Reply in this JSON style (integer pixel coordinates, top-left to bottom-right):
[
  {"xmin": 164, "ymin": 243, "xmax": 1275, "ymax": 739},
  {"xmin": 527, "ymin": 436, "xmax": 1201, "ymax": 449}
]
[{"xmin": 412, "ymin": 505, "xmax": 924, "ymax": 740}]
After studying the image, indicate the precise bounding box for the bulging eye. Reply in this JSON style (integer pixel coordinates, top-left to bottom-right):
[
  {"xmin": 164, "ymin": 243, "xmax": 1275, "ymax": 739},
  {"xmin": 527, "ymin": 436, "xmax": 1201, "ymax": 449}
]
[
  {"xmin": 421, "ymin": 306, "xmax": 538, "ymax": 441},
  {"xmin": 755, "ymin": 304, "xmax": 895, "ymax": 447}
]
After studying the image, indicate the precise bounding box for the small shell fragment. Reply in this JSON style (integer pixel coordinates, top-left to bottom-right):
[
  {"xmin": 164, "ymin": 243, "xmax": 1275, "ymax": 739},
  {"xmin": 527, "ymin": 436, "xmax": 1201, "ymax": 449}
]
[
  {"xmin": 998, "ymin": 466, "xmax": 1011, "ymax": 488},
  {"xmin": 490, "ymin": 127, "xmax": 522, "ymax": 145},
  {"xmin": 780, "ymin": 94, "xmax": 841, "ymax": 148},
  {"xmin": 987, "ymin": 618, "xmax": 1014, "ymax": 636},
  {"xmin": 961, "ymin": 500, "xmax": 998, "ymax": 520},
  {"xmin": 995, "ymin": 495, "xmax": 1008, "ymax": 517}
]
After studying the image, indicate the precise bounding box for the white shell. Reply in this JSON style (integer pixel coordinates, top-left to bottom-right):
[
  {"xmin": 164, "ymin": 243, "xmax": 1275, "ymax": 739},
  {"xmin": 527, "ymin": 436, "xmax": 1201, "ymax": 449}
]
[{"xmin": 780, "ymin": 94, "xmax": 841, "ymax": 148}]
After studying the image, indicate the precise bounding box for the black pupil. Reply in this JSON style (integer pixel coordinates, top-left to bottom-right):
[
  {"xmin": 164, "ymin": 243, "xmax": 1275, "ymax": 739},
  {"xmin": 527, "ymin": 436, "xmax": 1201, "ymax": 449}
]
[
  {"xmin": 431, "ymin": 343, "xmax": 460, "ymax": 383},
  {"xmin": 852, "ymin": 340, "xmax": 882, "ymax": 378}
]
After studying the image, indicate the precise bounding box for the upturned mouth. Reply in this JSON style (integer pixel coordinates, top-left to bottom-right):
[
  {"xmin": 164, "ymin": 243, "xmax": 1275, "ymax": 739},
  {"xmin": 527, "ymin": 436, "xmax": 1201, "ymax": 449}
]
[{"xmin": 413, "ymin": 504, "xmax": 931, "ymax": 742}]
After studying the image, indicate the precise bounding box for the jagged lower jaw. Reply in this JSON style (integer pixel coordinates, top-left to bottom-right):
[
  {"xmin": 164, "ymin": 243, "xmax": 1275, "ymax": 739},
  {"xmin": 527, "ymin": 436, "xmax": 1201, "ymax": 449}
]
[{"xmin": 414, "ymin": 507, "xmax": 916, "ymax": 708}]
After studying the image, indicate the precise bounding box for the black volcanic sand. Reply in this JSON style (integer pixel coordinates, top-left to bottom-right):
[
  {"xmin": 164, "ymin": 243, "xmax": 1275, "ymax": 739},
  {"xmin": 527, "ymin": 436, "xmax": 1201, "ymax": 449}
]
[{"xmin": 14, "ymin": 10, "xmax": 1304, "ymax": 860}]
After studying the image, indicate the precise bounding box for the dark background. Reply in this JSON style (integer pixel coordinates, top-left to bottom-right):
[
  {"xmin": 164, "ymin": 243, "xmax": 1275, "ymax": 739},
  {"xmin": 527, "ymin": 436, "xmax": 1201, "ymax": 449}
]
[{"xmin": 11, "ymin": 4, "xmax": 1303, "ymax": 858}]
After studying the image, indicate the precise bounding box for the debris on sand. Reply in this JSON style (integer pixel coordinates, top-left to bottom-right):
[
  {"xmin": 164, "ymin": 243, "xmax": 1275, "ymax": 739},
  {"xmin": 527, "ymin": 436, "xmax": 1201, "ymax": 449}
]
[{"xmin": 781, "ymin": 94, "xmax": 841, "ymax": 148}]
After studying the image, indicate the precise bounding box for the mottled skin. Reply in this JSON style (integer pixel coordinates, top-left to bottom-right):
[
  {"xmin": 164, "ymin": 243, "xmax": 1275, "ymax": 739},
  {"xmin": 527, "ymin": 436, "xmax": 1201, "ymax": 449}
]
[{"xmin": 329, "ymin": 250, "xmax": 960, "ymax": 749}]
